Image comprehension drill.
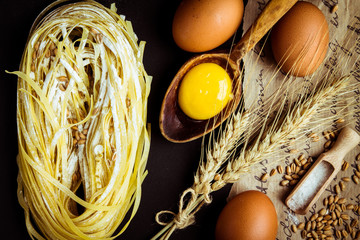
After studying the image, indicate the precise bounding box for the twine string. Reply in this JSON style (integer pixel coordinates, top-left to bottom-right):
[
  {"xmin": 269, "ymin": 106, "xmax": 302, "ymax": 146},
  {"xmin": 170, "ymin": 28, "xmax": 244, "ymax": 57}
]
[{"xmin": 155, "ymin": 188, "xmax": 201, "ymax": 230}]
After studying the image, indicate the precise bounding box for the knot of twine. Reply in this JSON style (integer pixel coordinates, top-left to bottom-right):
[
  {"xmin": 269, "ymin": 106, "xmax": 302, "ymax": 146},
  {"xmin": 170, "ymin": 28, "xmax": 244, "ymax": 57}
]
[{"xmin": 155, "ymin": 188, "xmax": 200, "ymax": 230}]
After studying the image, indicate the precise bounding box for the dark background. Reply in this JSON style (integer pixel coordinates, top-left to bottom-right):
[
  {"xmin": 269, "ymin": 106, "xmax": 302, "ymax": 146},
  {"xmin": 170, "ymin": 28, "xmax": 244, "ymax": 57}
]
[{"xmin": 0, "ymin": 0, "xmax": 240, "ymax": 239}]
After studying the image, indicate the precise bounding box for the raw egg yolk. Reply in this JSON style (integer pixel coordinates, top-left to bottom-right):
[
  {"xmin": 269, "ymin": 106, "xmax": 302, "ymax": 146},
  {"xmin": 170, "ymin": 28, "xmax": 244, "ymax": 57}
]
[{"xmin": 178, "ymin": 63, "xmax": 233, "ymax": 120}]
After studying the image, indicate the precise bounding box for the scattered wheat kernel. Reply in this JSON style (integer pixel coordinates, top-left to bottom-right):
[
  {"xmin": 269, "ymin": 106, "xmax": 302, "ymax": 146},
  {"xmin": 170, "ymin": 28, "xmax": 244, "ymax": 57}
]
[
  {"xmin": 280, "ymin": 180, "xmax": 289, "ymax": 186},
  {"xmin": 291, "ymin": 224, "xmax": 297, "ymax": 233},
  {"xmin": 341, "ymin": 161, "xmax": 349, "ymax": 171},
  {"xmin": 323, "ymin": 225, "xmax": 332, "ymax": 230},
  {"xmin": 345, "ymin": 224, "xmax": 353, "ymax": 234},
  {"xmin": 335, "ymin": 204, "xmax": 342, "ymax": 212},
  {"xmin": 354, "ymin": 205, "xmax": 359, "ymax": 211},
  {"xmin": 335, "ymin": 118, "xmax": 345, "ymax": 124},
  {"xmin": 335, "ymin": 230, "xmax": 341, "ymax": 239},
  {"xmin": 295, "ymin": 166, "xmax": 301, "ymax": 174},
  {"xmin": 308, "ymin": 132, "xmax": 316, "ymax": 138},
  {"xmin": 356, "ymin": 153, "xmax": 360, "ymax": 161},
  {"xmin": 32, "ymin": 50, "xmax": 37, "ymax": 60},
  {"xmin": 317, "ymin": 221, "xmax": 323, "ymax": 228},
  {"xmin": 301, "ymin": 230, "xmax": 307, "ymax": 238},
  {"xmin": 286, "ymin": 166, "xmax": 292, "ymax": 175},
  {"xmin": 339, "ymin": 181, "xmax": 345, "ymax": 191},
  {"xmin": 335, "ymin": 185, "xmax": 340, "ymax": 194},
  {"xmin": 353, "ymin": 175, "xmax": 360, "ymax": 184},
  {"xmin": 292, "ymin": 174, "xmax": 300, "ymax": 180},
  {"xmin": 79, "ymin": 132, "xmax": 86, "ymax": 139},
  {"xmin": 333, "ymin": 219, "xmax": 338, "ymax": 227},
  {"xmin": 351, "ymin": 231, "xmax": 356, "ymax": 239},
  {"xmin": 324, "ymin": 230, "xmax": 333, "ymax": 236},
  {"xmin": 324, "ymin": 215, "xmax": 331, "ymax": 221},
  {"xmin": 306, "ymin": 232, "xmax": 312, "ymax": 238},
  {"xmin": 270, "ymin": 169, "xmax": 276, "ymax": 176},
  {"xmin": 311, "ymin": 220, "xmax": 317, "ymax": 230},
  {"xmin": 59, "ymin": 84, "xmax": 66, "ymax": 91},
  {"xmin": 334, "ymin": 195, "xmax": 339, "ymax": 203},
  {"xmin": 319, "ymin": 208, "xmax": 327, "ymax": 216},
  {"xmin": 338, "ymin": 198, "xmax": 346, "ymax": 204},
  {"xmin": 351, "ymin": 219, "xmax": 359, "ymax": 228},
  {"xmin": 330, "ymin": 203, "xmax": 336, "ymax": 212},
  {"xmin": 342, "ymin": 177, "xmax": 351, "ymax": 182},
  {"xmin": 260, "ymin": 173, "xmax": 269, "ymax": 181},
  {"xmin": 325, "ymin": 140, "xmax": 333, "ymax": 149},
  {"xmin": 298, "ymin": 222, "xmax": 305, "ymax": 230},
  {"xmin": 329, "ymin": 195, "xmax": 335, "ymax": 205},
  {"xmin": 311, "ymin": 214, "xmax": 319, "ymax": 221},
  {"xmin": 291, "ymin": 163, "xmax": 296, "ymax": 172},
  {"xmin": 357, "ymin": 164, "xmax": 360, "ymax": 171},
  {"xmin": 346, "ymin": 204, "xmax": 354, "ymax": 210},
  {"xmin": 306, "ymin": 221, "xmax": 312, "ymax": 231},
  {"xmin": 342, "ymin": 229, "xmax": 348, "ymax": 238},
  {"xmin": 277, "ymin": 165, "xmax": 284, "ymax": 174},
  {"xmin": 331, "ymin": 4, "xmax": 338, "ymax": 13},
  {"xmin": 284, "ymin": 175, "xmax": 293, "ymax": 180},
  {"xmin": 338, "ymin": 217, "xmax": 343, "ymax": 226},
  {"xmin": 312, "ymin": 135, "xmax": 320, "ymax": 142},
  {"xmin": 323, "ymin": 130, "xmax": 331, "ymax": 140},
  {"xmin": 74, "ymin": 131, "xmax": 80, "ymax": 141},
  {"xmin": 317, "ymin": 216, "xmax": 324, "ymax": 222},
  {"xmin": 294, "ymin": 159, "xmax": 301, "ymax": 167},
  {"xmin": 329, "ymin": 131, "xmax": 336, "ymax": 139},
  {"xmin": 290, "ymin": 179, "xmax": 298, "ymax": 185},
  {"xmin": 341, "ymin": 214, "xmax": 350, "ymax": 220},
  {"xmin": 311, "ymin": 230, "xmax": 318, "ymax": 238},
  {"xmin": 298, "ymin": 169, "xmax": 306, "ymax": 176},
  {"xmin": 355, "ymin": 170, "xmax": 360, "ymax": 178},
  {"xmin": 342, "ymin": 204, "xmax": 347, "ymax": 212},
  {"xmin": 290, "ymin": 149, "xmax": 298, "ymax": 154},
  {"xmin": 356, "ymin": 230, "xmax": 360, "ymax": 239},
  {"xmin": 300, "ymin": 159, "xmax": 308, "ymax": 165},
  {"xmin": 335, "ymin": 209, "xmax": 341, "ymax": 218},
  {"xmin": 303, "ymin": 162, "xmax": 311, "ymax": 170},
  {"xmin": 57, "ymin": 76, "xmax": 68, "ymax": 82}
]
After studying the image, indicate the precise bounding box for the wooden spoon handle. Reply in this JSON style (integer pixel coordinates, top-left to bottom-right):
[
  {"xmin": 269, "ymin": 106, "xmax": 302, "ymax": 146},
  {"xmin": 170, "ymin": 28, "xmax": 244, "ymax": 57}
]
[
  {"xmin": 230, "ymin": 0, "xmax": 298, "ymax": 66},
  {"xmin": 325, "ymin": 127, "xmax": 360, "ymax": 164}
]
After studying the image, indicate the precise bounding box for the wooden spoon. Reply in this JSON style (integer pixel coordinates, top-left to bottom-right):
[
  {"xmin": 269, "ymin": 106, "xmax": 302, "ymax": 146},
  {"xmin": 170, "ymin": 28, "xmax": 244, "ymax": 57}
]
[
  {"xmin": 285, "ymin": 127, "xmax": 360, "ymax": 215},
  {"xmin": 159, "ymin": 0, "xmax": 298, "ymax": 143}
]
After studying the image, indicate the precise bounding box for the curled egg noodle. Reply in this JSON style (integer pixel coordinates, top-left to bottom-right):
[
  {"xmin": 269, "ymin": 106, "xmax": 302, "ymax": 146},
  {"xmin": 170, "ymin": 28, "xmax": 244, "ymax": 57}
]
[{"xmin": 12, "ymin": 1, "xmax": 151, "ymax": 239}]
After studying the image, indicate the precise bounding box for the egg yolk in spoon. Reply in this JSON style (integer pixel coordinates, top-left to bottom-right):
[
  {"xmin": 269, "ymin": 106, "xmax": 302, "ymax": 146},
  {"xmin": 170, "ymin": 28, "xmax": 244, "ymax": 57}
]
[{"xmin": 178, "ymin": 63, "xmax": 233, "ymax": 120}]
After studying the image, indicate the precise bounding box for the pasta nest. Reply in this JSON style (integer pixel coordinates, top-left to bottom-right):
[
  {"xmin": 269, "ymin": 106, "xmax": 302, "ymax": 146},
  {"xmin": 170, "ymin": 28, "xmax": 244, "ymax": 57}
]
[{"xmin": 13, "ymin": 0, "xmax": 151, "ymax": 239}]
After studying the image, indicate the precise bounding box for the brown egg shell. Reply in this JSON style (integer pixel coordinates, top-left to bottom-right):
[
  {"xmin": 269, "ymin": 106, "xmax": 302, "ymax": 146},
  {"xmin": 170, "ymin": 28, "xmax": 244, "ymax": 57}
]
[
  {"xmin": 159, "ymin": 52, "xmax": 242, "ymax": 143},
  {"xmin": 215, "ymin": 190, "xmax": 278, "ymax": 240}
]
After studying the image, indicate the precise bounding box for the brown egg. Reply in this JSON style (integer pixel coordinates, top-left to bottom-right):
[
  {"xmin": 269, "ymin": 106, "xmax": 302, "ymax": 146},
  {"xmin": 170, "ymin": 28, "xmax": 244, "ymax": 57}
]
[
  {"xmin": 215, "ymin": 190, "xmax": 278, "ymax": 240},
  {"xmin": 270, "ymin": 1, "xmax": 329, "ymax": 77},
  {"xmin": 172, "ymin": 0, "xmax": 244, "ymax": 53}
]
